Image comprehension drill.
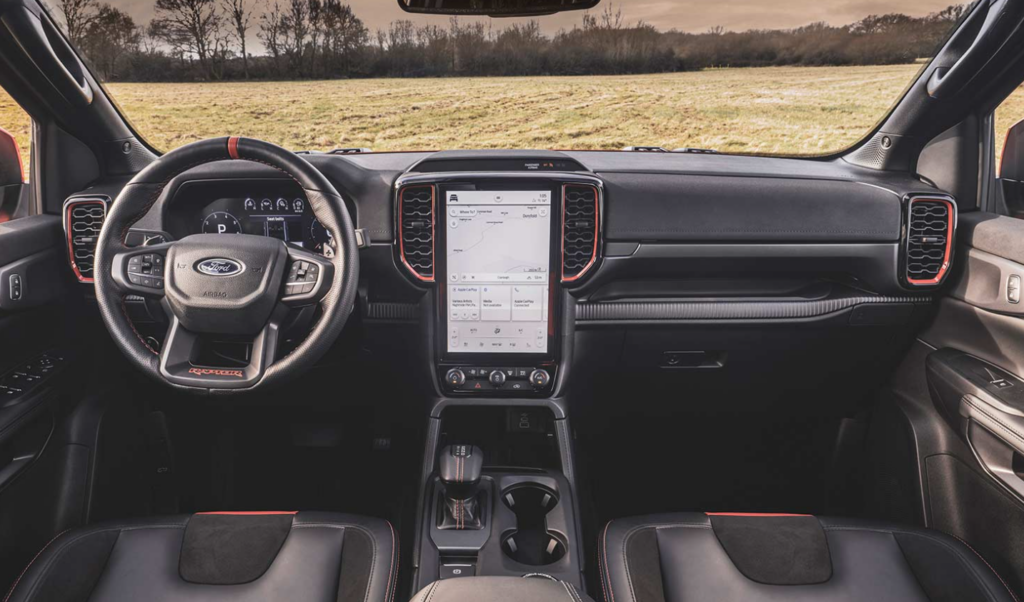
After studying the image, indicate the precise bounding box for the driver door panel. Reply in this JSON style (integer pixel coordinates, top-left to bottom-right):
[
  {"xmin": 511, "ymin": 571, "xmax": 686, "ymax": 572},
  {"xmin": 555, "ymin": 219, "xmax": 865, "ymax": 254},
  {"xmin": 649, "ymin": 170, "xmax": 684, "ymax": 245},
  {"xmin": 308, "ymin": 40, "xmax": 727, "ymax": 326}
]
[{"xmin": 0, "ymin": 213, "xmax": 94, "ymax": 589}]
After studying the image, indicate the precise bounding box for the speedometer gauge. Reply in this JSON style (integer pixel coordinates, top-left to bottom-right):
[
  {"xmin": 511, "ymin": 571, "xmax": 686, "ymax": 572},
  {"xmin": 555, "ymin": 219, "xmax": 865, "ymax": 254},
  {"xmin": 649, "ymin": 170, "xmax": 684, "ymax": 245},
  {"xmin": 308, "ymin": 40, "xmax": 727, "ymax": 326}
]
[{"xmin": 202, "ymin": 211, "xmax": 243, "ymax": 234}]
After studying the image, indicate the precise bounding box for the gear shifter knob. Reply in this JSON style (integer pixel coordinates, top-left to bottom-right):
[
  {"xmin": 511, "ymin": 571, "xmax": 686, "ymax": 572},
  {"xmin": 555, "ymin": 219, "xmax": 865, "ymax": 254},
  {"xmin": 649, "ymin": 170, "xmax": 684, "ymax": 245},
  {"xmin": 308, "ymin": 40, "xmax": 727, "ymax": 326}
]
[
  {"xmin": 437, "ymin": 445, "xmax": 485, "ymax": 530},
  {"xmin": 438, "ymin": 444, "xmax": 483, "ymax": 497}
]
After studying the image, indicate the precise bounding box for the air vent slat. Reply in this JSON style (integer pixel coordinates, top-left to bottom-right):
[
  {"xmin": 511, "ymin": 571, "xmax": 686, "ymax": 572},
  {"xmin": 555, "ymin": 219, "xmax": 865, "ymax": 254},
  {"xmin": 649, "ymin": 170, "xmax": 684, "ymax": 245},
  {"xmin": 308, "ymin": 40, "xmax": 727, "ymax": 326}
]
[
  {"xmin": 905, "ymin": 197, "xmax": 952, "ymax": 286},
  {"xmin": 562, "ymin": 184, "xmax": 598, "ymax": 282},
  {"xmin": 65, "ymin": 198, "xmax": 107, "ymax": 282},
  {"xmin": 399, "ymin": 185, "xmax": 435, "ymax": 281}
]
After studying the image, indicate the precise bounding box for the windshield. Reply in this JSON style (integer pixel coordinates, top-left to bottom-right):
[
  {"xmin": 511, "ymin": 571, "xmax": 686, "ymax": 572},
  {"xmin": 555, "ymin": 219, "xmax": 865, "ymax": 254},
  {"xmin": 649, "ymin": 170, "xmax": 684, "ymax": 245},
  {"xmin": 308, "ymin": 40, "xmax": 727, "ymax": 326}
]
[{"xmin": 45, "ymin": 0, "xmax": 968, "ymax": 155}]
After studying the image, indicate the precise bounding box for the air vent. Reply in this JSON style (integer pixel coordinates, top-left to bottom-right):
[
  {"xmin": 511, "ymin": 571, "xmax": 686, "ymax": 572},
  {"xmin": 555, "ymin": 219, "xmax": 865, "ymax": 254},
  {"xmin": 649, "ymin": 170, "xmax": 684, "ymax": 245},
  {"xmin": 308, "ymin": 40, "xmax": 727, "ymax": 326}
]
[
  {"xmin": 399, "ymin": 185, "xmax": 435, "ymax": 282},
  {"xmin": 905, "ymin": 197, "xmax": 954, "ymax": 286},
  {"xmin": 64, "ymin": 197, "xmax": 108, "ymax": 282},
  {"xmin": 562, "ymin": 184, "xmax": 599, "ymax": 282}
]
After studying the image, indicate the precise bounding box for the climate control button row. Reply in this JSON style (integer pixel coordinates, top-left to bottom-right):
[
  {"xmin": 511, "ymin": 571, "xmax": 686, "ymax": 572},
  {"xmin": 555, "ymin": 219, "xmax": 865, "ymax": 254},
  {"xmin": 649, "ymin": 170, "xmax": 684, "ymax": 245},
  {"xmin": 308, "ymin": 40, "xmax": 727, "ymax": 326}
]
[{"xmin": 443, "ymin": 367, "xmax": 551, "ymax": 393}]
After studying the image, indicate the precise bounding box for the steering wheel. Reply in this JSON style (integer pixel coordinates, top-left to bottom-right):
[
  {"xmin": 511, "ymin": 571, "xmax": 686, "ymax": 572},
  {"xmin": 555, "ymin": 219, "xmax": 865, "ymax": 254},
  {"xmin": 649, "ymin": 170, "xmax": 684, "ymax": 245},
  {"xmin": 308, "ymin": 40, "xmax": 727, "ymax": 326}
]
[{"xmin": 93, "ymin": 137, "xmax": 359, "ymax": 394}]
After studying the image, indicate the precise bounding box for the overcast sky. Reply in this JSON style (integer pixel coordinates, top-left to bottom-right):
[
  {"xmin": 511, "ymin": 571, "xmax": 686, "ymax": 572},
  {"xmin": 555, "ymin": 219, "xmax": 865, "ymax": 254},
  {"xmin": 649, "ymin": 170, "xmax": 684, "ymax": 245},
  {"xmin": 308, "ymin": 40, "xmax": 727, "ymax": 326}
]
[{"xmin": 53, "ymin": 0, "xmax": 962, "ymax": 52}]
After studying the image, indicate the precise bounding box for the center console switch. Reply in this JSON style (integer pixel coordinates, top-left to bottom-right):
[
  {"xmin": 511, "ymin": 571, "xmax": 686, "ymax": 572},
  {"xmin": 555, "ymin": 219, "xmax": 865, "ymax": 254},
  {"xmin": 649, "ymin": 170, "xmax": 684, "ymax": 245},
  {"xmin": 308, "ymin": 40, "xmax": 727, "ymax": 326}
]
[{"xmin": 442, "ymin": 366, "xmax": 553, "ymax": 395}]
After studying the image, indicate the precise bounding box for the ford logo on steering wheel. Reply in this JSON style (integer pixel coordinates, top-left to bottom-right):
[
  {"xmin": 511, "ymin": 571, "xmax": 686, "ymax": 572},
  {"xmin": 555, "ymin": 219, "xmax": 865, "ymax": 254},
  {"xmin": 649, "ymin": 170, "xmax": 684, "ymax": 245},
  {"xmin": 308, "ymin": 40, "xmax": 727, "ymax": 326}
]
[{"xmin": 196, "ymin": 258, "xmax": 244, "ymax": 276}]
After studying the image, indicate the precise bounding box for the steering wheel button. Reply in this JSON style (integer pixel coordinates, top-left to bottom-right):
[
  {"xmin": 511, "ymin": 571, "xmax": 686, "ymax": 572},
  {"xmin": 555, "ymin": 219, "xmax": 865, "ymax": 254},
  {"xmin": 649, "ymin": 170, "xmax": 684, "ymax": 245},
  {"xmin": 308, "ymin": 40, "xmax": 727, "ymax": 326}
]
[
  {"xmin": 128, "ymin": 264, "xmax": 141, "ymax": 274},
  {"xmin": 153, "ymin": 255, "xmax": 163, "ymax": 265},
  {"xmin": 128, "ymin": 273, "xmax": 143, "ymax": 285}
]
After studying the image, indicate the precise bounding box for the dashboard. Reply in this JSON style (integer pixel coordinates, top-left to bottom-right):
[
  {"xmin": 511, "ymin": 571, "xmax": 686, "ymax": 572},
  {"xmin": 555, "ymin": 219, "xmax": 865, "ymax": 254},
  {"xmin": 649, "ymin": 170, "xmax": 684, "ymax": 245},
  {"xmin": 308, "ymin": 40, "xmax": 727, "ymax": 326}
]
[
  {"xmin": 82, "ymin": 149, "xmax": 954, "ymax": 405},
  {"xmin": 162, "ymin": 179, "xmax": 335, "ymax": 255}
]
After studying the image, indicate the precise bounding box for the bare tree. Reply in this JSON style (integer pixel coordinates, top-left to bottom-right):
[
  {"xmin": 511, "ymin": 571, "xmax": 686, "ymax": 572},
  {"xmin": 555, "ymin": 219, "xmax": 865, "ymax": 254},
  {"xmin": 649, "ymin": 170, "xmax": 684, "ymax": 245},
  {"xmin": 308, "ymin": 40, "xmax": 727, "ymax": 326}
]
[
  {"xmin": 307, "ymin": 0, "xmax": 323, "ymax": 76},
  {"xmin": 221, "ymin": 0, "xmax": 253, "ymax": 78},
  {"xmin": 258, "ymin": 0, "xmax": 286, "ymax": 73},
  {"xmin": 283, "ymin": 0, "xmax": 308, "ymax": 74},
  {"xmin": 321, "ymin": 0, "xmax": 366, "ymax": 74},
  {"xmin": 81, "ymin": 3, "xmax": 140, "ymax": 78},
  {"xmin": 59, "ymin": 0, "xmax": 98, "ymax": 44},
  {"xmin": 151, "ymin": 0, "xmax": 223, "ymax": 79}
]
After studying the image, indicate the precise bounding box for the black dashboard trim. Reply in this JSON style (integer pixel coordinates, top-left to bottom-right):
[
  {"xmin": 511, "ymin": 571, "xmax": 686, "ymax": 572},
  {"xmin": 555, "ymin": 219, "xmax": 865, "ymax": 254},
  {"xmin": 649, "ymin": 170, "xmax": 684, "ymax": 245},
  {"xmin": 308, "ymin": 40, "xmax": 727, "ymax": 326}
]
[
  {"xmin": 575, "ymin": 242, "xmax": 909, "ymax": 297},
  {"xmin": 575, "ymin": 295, "xmax": 931, "ymax": 324}
]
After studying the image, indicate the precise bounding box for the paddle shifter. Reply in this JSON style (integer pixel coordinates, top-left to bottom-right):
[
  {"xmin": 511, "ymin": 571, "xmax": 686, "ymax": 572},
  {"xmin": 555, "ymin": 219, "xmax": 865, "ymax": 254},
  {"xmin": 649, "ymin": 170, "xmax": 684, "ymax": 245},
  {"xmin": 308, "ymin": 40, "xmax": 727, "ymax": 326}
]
[{"xmin": 438, "ymin": 444, "xmax": 484, "ymax": 530}]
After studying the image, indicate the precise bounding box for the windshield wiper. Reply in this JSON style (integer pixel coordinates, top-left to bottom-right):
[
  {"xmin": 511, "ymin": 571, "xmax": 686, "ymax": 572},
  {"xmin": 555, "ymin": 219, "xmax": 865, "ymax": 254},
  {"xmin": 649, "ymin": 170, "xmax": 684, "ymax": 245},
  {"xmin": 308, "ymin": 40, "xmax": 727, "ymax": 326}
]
[
  {"xmin": 295, "ymin": 148, "xmax": 373, "ymax": 155},
  {"xmin": 621, "ymin": 146, "xmax": 719, "ymax": 154}
]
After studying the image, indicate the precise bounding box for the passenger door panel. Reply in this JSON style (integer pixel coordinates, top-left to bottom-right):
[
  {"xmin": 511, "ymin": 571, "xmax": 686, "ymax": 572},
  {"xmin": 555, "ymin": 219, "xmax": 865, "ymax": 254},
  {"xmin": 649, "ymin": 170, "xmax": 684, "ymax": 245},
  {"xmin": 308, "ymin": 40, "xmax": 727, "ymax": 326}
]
[{"xmin": 912, "ymin": 211, "xmax": 1024, "ymax": 594}]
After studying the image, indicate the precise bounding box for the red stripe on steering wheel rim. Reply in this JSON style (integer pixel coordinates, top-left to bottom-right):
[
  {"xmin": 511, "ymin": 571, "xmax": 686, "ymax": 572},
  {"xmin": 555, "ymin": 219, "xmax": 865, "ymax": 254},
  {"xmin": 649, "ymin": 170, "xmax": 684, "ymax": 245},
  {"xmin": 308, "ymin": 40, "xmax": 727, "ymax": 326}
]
[{"xmin": 227, "ymin": 136, "xmax": 240, "ymax": 160}]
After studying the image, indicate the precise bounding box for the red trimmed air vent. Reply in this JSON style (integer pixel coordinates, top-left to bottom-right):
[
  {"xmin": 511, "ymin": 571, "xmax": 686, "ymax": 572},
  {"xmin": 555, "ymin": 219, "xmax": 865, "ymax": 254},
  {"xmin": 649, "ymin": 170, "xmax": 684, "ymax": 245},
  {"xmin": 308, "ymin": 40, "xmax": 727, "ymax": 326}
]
[
  {"xmin": 64, "ymin": 197, "xmax": 108, "ymax": 282},
  {"xmin": 561, "ymin": 184, "xmax": 598, "ymax": 282},
  {"xmin": 398, "ymin": 185, "xmax": 435, "ymax": 282},
  {"xmin": 905, "ymin": 197, "xmax": 954, "ymax": 286}
]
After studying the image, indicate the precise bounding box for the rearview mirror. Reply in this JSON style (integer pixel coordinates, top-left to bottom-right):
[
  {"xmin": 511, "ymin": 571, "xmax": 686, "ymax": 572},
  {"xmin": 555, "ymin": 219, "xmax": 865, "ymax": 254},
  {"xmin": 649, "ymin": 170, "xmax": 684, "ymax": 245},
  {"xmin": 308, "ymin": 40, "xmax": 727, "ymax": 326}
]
[{"xmin": 397, "ymin": 0, "xmax": 599, "ymax": 17}]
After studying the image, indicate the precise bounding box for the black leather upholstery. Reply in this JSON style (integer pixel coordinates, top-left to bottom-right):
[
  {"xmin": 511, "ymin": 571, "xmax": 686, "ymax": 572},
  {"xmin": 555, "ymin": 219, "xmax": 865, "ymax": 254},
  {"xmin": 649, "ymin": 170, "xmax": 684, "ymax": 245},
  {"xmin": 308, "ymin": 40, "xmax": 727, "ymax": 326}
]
[
  {"xmin": 599, "ymin": 513, "xmax": 1019, "ymax": 602},
  {"xmin": 4, "ymin": 512, "xmax": 398, "ymax": 602},
  {"xmin": 410, "ymin": 577, "xmax": 594, "ymax": 602}
]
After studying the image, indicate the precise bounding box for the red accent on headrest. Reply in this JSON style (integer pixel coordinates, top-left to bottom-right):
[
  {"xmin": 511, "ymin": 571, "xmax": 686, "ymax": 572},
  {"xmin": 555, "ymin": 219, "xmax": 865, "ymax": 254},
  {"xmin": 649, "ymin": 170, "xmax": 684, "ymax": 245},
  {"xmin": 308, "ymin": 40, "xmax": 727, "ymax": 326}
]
[
  {"xmin": 195, "ymin": 511, "xmax": 297, "ymax": 515},
  {"xmin": 706, "ymin": 512, "xmax": 811, "ymax": 517}
]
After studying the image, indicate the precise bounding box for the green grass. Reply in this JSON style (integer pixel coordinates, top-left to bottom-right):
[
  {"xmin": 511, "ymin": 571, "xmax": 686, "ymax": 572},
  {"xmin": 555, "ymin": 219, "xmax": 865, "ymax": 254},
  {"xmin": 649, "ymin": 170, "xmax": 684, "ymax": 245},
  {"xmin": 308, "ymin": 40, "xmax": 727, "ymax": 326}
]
[{"xmin": 11, "ymin": 64, "xmax": 1023, "ymax": 174}]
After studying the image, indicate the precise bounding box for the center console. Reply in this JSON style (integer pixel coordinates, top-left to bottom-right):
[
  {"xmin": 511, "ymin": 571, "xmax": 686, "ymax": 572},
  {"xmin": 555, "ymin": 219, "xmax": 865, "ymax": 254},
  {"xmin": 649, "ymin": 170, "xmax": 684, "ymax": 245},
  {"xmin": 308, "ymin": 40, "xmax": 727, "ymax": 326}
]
[
  {"xmin": 393, "ymin": 167, "xmax": 602, "ymax": 592},
  {"xmin": 415, "ymin": 407, "xmax": 583, "ymax": 589}
]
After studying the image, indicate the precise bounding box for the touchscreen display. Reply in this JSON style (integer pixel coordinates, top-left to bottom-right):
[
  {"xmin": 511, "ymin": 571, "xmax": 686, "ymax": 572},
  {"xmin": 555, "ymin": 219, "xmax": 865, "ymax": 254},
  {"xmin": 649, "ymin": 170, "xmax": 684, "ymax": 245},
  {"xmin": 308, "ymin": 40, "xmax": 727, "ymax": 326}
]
[{"xmin": 446, "ymin": 190, "xmax": 551, "ymax": 354}]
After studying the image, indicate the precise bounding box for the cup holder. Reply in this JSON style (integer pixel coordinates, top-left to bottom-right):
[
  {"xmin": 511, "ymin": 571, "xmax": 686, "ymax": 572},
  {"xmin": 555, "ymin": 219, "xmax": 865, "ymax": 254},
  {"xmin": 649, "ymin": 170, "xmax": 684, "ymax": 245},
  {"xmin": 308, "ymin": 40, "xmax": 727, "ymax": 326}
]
[{"xmin": 501, "ymin": 485, "xmax": 566, "ymax": 566}]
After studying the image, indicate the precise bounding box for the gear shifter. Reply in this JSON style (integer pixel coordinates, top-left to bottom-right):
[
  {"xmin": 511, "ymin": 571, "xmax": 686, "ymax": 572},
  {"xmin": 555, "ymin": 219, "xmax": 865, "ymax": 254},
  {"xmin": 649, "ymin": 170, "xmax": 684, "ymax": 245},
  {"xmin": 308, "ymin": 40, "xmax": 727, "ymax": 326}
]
[{"xmin": 438, "ymin": 444, "xmax": 484, "ymax": 530}]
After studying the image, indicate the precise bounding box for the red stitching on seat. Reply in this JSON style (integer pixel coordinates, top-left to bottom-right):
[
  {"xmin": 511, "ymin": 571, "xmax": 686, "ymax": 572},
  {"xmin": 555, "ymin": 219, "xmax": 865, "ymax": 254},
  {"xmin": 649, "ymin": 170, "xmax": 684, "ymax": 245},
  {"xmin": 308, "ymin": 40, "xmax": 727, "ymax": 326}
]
[
  {"xmin": 600, "ymin": 522, "xmax": 614, "ymax": 602},
  {"xmin": 3, "ymin": 529, "xmax": 71, "ymax": 602},
  {"xmin": 944, "ymin": 531, "xmax": 1020, "ymax": 602},
  {"xmin": 384, "ymin": 521, "xmax": 397, "ymax": 602}
]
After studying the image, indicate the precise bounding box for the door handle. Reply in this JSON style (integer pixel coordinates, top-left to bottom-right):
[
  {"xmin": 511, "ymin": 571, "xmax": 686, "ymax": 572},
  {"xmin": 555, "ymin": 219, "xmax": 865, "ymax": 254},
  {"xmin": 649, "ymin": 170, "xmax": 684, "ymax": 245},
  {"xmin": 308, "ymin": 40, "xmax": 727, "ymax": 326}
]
[
  {"xmin": 961, "ymin": 393, "xmax": 1024, "ymax": 500},
  {"xmin": 927, "ymin": 348, "xmax": 1024, "ymax": 500},
  {"xmin": 0, "ymin": 411, "xmax": 53, "ymax": 494}
]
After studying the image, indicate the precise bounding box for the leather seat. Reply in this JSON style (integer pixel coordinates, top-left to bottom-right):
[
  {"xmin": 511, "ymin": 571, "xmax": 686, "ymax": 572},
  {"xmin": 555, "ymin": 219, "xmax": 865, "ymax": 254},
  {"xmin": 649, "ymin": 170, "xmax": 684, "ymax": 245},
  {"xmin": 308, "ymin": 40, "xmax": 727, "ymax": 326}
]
[
  {"xmin": 4, "ymin": 511, "xmax": 398, "ymax": 602},
  {"xmin": 599, "ymin": 513, "xmax": 1018, "ymax": 602}
]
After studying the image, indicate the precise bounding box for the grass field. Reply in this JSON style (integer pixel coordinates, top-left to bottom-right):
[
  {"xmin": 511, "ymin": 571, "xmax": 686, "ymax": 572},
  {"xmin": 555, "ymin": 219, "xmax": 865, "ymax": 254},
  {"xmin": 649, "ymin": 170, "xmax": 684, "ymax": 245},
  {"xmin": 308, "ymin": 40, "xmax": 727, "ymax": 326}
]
[{"xmin": 2, "ymin": 64, "xmax": 1024, "ymax": 172}]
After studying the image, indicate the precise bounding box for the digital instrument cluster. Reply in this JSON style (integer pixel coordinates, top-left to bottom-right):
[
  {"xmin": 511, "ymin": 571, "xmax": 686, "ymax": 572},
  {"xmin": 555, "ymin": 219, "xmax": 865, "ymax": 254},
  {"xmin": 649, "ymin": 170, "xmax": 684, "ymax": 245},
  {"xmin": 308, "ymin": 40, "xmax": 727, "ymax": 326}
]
[{"xmin": 197, "ymin": 196, "xmax": 333, "ymax": 255}]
